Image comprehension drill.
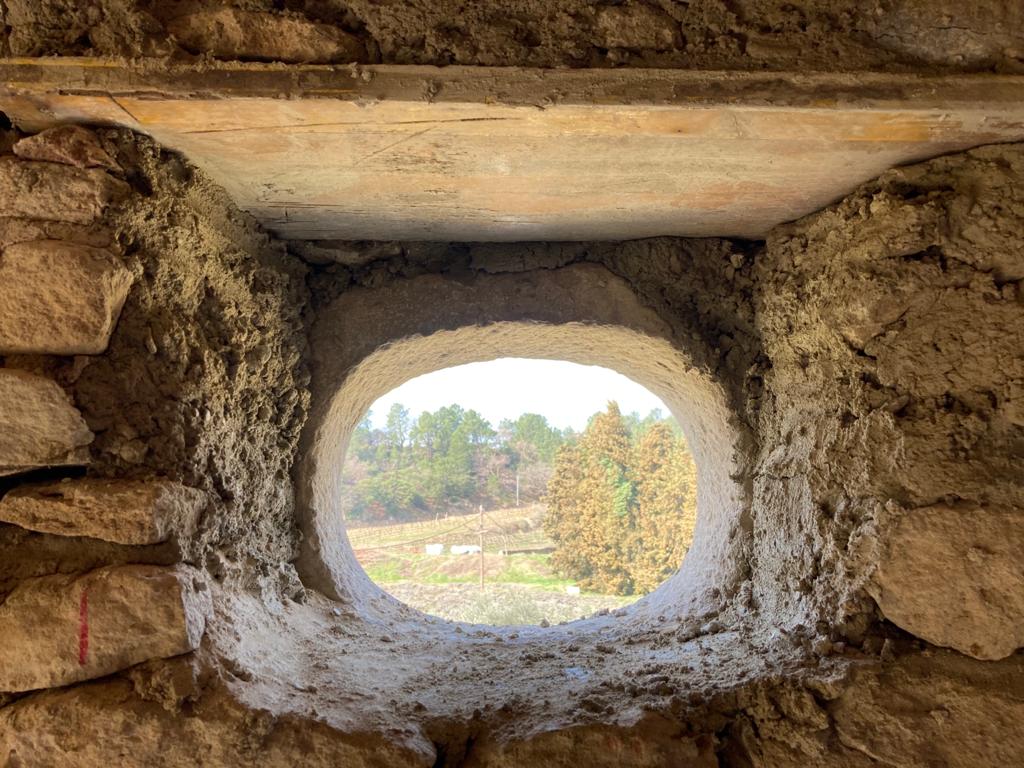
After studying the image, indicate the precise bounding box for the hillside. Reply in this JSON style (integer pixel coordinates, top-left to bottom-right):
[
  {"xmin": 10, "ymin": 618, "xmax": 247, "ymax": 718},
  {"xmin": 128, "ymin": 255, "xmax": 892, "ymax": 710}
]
[{"xmin": 347, "ymin": 505, "xmax": 633, "ymax": 624}]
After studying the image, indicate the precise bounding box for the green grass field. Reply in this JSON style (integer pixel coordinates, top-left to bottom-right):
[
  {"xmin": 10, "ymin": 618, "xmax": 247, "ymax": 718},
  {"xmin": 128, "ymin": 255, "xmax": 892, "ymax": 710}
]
[
  {"xmin": 363, "ymin": 551, "xmax": 574, "ymax": 589},
  {"xmin": 348, "ymin": 505, "xmax": 635, "ymax": 624}
]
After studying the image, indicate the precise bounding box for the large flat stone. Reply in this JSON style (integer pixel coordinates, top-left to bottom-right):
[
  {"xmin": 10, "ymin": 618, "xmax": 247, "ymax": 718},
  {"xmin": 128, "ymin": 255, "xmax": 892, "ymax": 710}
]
[
  {"xmin": 0, "ymin": 369, "xmax": 93, "ymax": 476},
  {"xmin": 0, "ymin": 156, "xmax": 127, "ymax": 225},
  {"xmin": 868, "ymin": 505, "xmax": 1024, "ymax": 660},
  {"xmin": 0, "ymin": 676, "xmax": 434, "ymax": 767},
  {"xmin": 738, "ymin": 652, "xmax": 1024, "ymax": 766},
  {"xmin": 13, "ymin": 125, "xmax": 120, "ymax": 171},
  {"xmin": 830, "ymin": 652, "xmax": 1024, "ymax": 768},
  {"xmin": 0, "ymin": 216, "xmax": 113, "ymax": 249},
  {"xmin": 466, "ymin": 720, "xmax": 717, "ymax": 768},
  {"xmin": 0, "ymin": 239, "xmax": 133, "ymax": 355},
  {"xmin": 0, "ymin": 564, "xmax": 209, "ymax": 693},
  {"xmin": 0, "ymin": 478, "xmax": 207, "ymax": 545},
  {"xmin": 0, "ymin": 522, "xmax": 182, "ymax": 598}
]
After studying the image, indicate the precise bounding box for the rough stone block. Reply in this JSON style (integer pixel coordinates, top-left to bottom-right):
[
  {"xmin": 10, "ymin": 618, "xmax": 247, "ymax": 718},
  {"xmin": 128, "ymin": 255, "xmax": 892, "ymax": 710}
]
[
  {"xmin": 0, "ymin": 369, "xmax": 93, "ymax": 476},
  {"xmin": 0, "ymin": 478, "xmax": 206, "ymax": 545},
  {"xmin": 0, "ymin": 239, "xmax": 133, "ymax": 355},
  {"xmin": 0, "ymin": 216, "xmax": 113, "ymax": 249},
  {"xmin": 163, "ymin": 7, "xmax": 363, "ymax": 64},
  {"xmin": 466, "ymin": 722, "xmax": 718, "ymax": 768},
  {"xmin": 595, "ymin": 5, "xmax": 679, "ymax": 51},
  {"xmin": 868, "ymin": 505, "xmax": 1024, "ymax": 660},
  {"xmin": 830, "ymin": 652, "xmax": 1024, "ymax": 768},
  {"xmin": 0, "ymin": 565, "xmax": 209, "ymax": 693},
  {"xmin": 13, "ymin": 125, "xmax": 120, "ymax": 172},
  {"xmin": 0, "ymin": 677, "xmax": 433, "ymax": 767},
  {"xmin": 0, "ymin": 522, "xmax": 182, "ymax": 598},
  {"xmin": 0, "ymin": 156, "xmax": 127, "ymax": 224}
]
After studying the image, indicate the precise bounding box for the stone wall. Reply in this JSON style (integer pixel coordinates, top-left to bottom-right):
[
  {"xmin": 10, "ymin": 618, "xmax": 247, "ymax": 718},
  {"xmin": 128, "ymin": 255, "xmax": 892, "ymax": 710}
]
[
  {"xmin": 0, "ymin": 125, "xmax": 310, "ymax": 729},
  {"xmin": 752, "ymin": 145, "xmax": 1024, "ymax": 659},
  {"xmin": 0, "ymin": 126, "xmax": 310, "ymax": 574},
  {"xmin": 0, "ymin": 124, "xmax": 1021, "ymax": 766}
]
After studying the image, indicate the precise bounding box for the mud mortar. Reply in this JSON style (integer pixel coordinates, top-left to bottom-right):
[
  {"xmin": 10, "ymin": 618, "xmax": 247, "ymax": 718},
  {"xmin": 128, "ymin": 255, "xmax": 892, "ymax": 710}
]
[{"xmin": 2, "ymin": 1, "xmax": 1022, "ymax": 73}]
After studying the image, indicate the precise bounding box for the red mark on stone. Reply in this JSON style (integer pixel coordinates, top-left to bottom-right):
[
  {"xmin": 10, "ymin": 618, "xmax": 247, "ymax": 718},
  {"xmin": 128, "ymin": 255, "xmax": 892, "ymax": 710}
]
[{"xmin": 77, "ymin": 588, "xmax": 89, "ymax": 666}]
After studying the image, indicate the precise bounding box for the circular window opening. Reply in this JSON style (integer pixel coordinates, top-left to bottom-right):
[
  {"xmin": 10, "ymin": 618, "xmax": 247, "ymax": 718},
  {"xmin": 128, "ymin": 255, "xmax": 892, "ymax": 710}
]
[
  {"xmin": 297, "ymin": 267, "xmax": 749, "ymax": 629},
  {"xmin": 340, "ymin": 358, "xmax": 700, "ymax": 626}
]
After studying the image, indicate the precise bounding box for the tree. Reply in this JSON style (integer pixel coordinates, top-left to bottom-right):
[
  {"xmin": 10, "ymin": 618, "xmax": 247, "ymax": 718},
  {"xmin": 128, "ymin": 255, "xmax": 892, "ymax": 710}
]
[
  {"xmin": 348, "ymin": 412, "xmax": 376, "ymax": 462},
  {"xmin": 384, "ymin": 403, "xmax": 411, "ymax": 468},
  {"xmin": 544, "ymin": 401, "xmax": 697, "ymax": 595},
  {"xmin": 498, "ymin": 413, "xmax": 566, "ymax": 503},
  {"xmin": 545, "ymin": 402, "xmax": 636, "ymax": 594},
  {"xmin": 338, "ymin": 397, "xmax": 696, "ymax": 555},
  {"xmin": 627, "ymin": 422, "xmax": 697, "ymax": 593},
  {"xmin": 504, "ymin": 413, "xmax": 564, "ymax": 463},
  {"xmin": 410, "ymin": 404, "xmax": 463, "ymax": 459}
]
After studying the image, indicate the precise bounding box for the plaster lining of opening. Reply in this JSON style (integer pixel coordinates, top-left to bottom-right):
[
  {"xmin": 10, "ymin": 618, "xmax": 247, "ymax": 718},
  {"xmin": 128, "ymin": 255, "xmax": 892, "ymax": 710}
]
[{"xmin": 296, "ymin": 263, "xmax": 748, "ymax": 630}]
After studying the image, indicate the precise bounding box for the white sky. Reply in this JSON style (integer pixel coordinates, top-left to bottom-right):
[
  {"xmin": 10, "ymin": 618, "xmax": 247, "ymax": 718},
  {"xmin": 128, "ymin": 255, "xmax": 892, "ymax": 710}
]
[{"xmin": 366, "ymin": 358, "xmax": 671, "ymax": 432}]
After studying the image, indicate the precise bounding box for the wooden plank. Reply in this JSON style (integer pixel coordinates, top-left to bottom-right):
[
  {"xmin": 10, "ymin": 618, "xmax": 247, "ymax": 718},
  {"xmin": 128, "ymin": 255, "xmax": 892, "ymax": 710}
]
[{"xmin": 3, "ymin": 60, "xmax": 1023, "ymax": 241}]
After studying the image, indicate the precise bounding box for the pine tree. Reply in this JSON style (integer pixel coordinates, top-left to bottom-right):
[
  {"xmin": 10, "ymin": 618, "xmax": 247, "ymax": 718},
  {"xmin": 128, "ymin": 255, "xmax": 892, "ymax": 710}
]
[{"xmin": 384, "ymin": 404, "xmax": 410, "ymax": 468}]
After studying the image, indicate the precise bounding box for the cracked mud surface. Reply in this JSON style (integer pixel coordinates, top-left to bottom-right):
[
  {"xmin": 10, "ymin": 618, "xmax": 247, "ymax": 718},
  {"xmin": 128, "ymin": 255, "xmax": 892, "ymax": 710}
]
[{"xmin": 2, "ymin": 1, "xmax": 1022, "ymax": 73}]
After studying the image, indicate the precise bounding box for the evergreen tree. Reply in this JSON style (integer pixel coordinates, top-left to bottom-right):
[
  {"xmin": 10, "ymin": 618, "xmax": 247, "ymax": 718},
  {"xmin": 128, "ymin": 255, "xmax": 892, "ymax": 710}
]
[
  {"xmin": 504, "ymin": 413, "xmax": 565, "ymax": 463},
  {"xmin": 384, "ymin": 403, "xmax": 410, "ymax": 468},
  {"xmin": 500, "ymin": 412, "xmax": 566, "ymax": 502},
  {"xmin": 545, "ymin": 402, "xmax": 636, "ymax": 594},
  {"xmin": 544, "ymin": 401, "xmax": 697, "ymax": 595},
  {"xmin": 348, "ymin": 413, "xmax": 375, "ymax": 462},
  {"xmin": 628, "ymin": 422, "xmax": 697, "ymax": 593}
]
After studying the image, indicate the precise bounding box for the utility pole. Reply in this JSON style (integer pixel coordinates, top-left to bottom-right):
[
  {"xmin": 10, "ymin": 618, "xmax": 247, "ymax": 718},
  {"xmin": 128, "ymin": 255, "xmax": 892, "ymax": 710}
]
[{"xmin": 478, "ymin": 504, "xmax": 485, "ymax": 590}]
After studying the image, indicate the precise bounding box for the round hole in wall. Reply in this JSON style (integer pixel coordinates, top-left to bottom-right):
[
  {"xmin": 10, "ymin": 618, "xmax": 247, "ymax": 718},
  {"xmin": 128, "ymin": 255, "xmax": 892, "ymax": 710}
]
[{"xmin": 295, "ymin": 264, "xmax": 749, "ymax": 628}]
